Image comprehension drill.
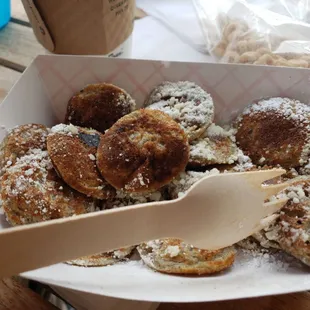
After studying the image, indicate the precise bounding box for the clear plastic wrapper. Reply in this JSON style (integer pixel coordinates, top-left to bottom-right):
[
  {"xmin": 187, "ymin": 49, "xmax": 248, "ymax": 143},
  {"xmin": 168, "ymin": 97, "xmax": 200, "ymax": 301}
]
[{"xmin": 193, "ymin": 0, "xmax": 310, "ymax": 67}]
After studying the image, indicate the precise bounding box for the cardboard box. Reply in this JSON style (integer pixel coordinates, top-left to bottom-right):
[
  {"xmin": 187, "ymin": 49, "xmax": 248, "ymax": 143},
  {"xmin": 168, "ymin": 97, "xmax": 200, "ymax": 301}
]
[
  {"xmin": 21, "ymin": 0, "xmax": 135, "ymax": 56},
  {"xmin": 0, "ymin": 55, "xmax": 310, "ymax": 302}
]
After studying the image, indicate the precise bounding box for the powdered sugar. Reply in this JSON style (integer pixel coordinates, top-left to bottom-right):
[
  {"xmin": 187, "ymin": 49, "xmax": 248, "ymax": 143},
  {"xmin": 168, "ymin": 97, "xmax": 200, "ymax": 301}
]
[
  {"xmin": 0, "ymin": 124, "xmax": 49, "ymax": 176},
  {"xmin": 299, "ymin": 159, "xmax": 310, "ymax": 175},
  {"xmin": 277, "ymin": 178, "xmax": 310, "ymax": 204},
  {"xmin": 236, "ymin": 248, "xmax": 302, "ymax": 272},
  {"xmin": 103, "ymin": 189, "xmax": 164, "ymax": 209},
  {"xmin": 88, "ymin": 154, "xmax": 96, "ymax": 161},
  {"xmin": 247, "ymin": 176, "xmax": 310, "ymax": 266},
  {"xmin": 146, "ymin": 81, "xmax": 214, "ymax": 140},
  {"xmin": 168, "ymin": 169, "xmax": 220, "ymax": 199},
  {"xmin": 116, "ymin": 92, "xmax": 136, "ymax": 111},
  {"xmin": 165, "ymin": 245, "xmax": 180, "ymax": 258},
  {"xmin": 242, "ymin": 97, "xmax": 310, "ymax": 123},
  {"xmin": 51, "ymin": 124, "xmax": 79, "ymax": 136},
  {"xmin": 189, "ymin": 124, "xmax": 238, "ymax": 166},
  {"xmin": 233, "ymin": 149, "xmax": 254, "ymax": 172},
  {"xmin": 112, "ymin": 247, "xmax": 135, "ymax": 259},
  {"xmin": 0, "ymin": 149, "xmax": 96, "ymax": 225},
  {"xmin": 7, "ymin": 150, "xmax": 53, "ymax": 176},
  {"xmin": 240, "ymin": 97, "xmax": 310, "ymax": 165}
]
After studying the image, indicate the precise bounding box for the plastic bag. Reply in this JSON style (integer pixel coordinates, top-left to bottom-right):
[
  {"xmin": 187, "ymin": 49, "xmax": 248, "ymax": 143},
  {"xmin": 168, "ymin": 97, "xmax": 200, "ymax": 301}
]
[
  {"xmin": 193, "ymin": 0, "xmax": 310, "ymax": 67},
  {"xmin": 136, "ymin": 0, "xmax": 207, "ymax": 54},
  {"xmin": 249, "ymin": 0, "xmax": 310, "ymax": 22}
]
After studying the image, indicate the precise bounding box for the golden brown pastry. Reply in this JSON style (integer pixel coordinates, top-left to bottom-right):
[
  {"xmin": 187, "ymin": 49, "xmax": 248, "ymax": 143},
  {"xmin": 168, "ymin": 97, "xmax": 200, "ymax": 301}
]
[
  {"xmin": 97, "ymin": 109, "xmax": 189, "ymax": 193},
  {"xmin": 67, "ymin": 247, "xmax": 135, "ymax": 267},
  {"xmin": 47, "ymin": 124, "xmax": 115, "ymax": 200},
  {"xmin": 0, "ymin": 123, "xmax": 49, "ymax": 175},
  {"xmin": 65, "ymin": 83, "xmax": 136, "ymax": 133},
  {"xmin": 144, "ymin": 81, "xmax": 214, "ymax": 141},
  {"xmin": 188, "ymin": 124, "xmax": 238, "ymax": 169},
  {"xmin": 0, "ymin": 150, "xmax": 97, "ymax": 226},
  {"xmin": 240, "ymin": 176, "xmax": 310, "ymax": 266},
  {"xmin": 235, "ymin": 97, "xmax": 310, "ymax": 168},
  {"xmin": 277, "ymin": 201, "xmax": 310, "ymax": 266},
  {"xmin": 272, "ymin": 177, "xmax": 310, "ymax": 266},
  {"xmin": 138, "ymin": 239, "xmax": 236, "ymax": 275}
]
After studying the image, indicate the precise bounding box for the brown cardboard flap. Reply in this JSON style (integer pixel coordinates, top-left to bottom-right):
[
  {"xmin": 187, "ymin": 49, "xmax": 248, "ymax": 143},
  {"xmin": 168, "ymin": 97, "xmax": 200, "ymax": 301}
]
[
  {"xmin": 21, "ymin": 0, "xmax": 55, "ymax": 52},
  {"xmin": 21, "ymin": 0, "xmax": 135, "ymax": 55}
]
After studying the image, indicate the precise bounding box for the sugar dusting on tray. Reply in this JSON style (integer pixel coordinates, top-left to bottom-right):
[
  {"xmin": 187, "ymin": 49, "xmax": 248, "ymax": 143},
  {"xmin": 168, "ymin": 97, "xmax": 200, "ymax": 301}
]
[{"xmin": 236, "ymin": 247, "xmax": 306, "ymax": 272}]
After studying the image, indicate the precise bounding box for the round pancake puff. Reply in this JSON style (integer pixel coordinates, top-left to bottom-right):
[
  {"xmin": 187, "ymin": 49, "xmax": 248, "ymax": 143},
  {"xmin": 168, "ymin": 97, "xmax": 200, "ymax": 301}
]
[
  {"xmin": 145, "ymin": 81, "xmax": 214, "ymax": 141},
  {"xmin": 0, "ymin": 123, "xmax": 49, "ymax": 175},
  {"xmin": 241, "ymin": 176, "xmax": 310, "ymax": 260},
  {"xmin": 47, "ymin": 125, "xmax": 115, "ymax": 200},
  {"xmin": 138, "ymin": 239, "xmax": 236, "ymax": 275},
  {"xmin": 235, "ymin": 97, "xmax": 310, "ymax": 169},
  {"xmin": 188, "ymin": 124, "xmax": 239, "ymax": 169},
  {"xmin": 64, "ymin": 83, "xmax": 136, "ymax": 133},
  {"xmin": 97, "ymin": 109, "xmax": 190, "ymax": 193},
  {"xmin": 274, "ymin": 177, "xmax": 310, "ymax": 266},
  {"xmin": 0, "ymin": 150, "xmax": 97, "ymax": 226},
  {"xmin": 66, "ymin": 246, "xmax": 135, "ymax": 267}
]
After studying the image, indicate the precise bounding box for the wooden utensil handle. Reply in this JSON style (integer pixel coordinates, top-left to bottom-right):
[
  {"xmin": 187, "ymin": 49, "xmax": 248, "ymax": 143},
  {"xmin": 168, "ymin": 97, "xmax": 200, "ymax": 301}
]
[{"xmin": 0, "ymin": 200, "xmax": 178, "ymax": 278}]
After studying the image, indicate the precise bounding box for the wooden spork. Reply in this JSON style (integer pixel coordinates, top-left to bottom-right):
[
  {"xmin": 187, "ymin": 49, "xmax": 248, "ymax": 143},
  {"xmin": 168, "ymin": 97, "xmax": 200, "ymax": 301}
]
[{"xmin": 0, "ymin": 169, "xmax": 288, "ymax": 277}]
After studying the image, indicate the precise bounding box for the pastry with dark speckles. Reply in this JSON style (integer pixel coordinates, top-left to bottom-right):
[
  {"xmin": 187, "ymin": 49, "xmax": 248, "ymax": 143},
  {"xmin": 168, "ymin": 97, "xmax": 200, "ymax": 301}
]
[
  {"xmin": 0, "ymin": 123, "xmax": 49, "ymax": 176},
  {"xmin": 145, "ymin": 81, "xmax": 214, "ymax": 141},
  {"xmin": 0, "ymin": 150, "xmax": 97, "ymax": 226},
  {"xmin": 235, "ymin": 97, "xmax": 310, "ymax": 169},
  {"xmin": 65, "ymin": 83, "xmax": 136, "ymax": 133},
  {"xmin": 47, "ymin": 124, "xmax": 115, "ymax": 200},
  {"xmin": 138, "ymin": 239, "xmax": 235, "ymax": 275},
  {"xmin": 96, "ymin": 109, "xmax": 189, "ymax": 193}
]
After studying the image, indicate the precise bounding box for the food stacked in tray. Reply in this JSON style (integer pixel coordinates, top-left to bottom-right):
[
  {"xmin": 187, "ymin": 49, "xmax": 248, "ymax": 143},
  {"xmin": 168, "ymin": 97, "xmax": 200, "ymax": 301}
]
[{"xmin": 0, "ymin": 81, "xmax": 309, "ymax": 275}]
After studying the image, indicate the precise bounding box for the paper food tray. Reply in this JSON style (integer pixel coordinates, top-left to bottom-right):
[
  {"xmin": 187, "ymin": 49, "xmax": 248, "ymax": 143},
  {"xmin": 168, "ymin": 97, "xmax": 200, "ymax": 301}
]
[{"xmin": 0, "ymin": 55, "xmax": 309, "ymax": 302}]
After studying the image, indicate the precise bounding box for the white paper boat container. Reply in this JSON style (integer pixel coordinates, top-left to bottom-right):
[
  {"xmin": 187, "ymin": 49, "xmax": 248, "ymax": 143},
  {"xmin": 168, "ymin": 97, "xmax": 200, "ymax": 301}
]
[{"xmin": 0, "ymin": 55, "xmax": 310, "ymax": 303}]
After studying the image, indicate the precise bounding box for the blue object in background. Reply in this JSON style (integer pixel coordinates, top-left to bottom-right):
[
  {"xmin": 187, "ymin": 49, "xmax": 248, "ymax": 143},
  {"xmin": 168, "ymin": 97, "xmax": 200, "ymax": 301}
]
[{"xmin": 0, "ymin": 0, "xmax": 10, "ymax": 30}]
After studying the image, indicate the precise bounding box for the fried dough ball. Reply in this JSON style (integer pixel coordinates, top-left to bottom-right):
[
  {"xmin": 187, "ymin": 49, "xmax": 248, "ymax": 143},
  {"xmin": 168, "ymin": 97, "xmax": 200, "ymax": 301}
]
[
  {"xmin": 212, "ymin": 40, "xmax": 228, "ymax": 58},
  {"xmin": 47, "ymin": 124, "xmax": 115, "ymax": 199},
  {"xmin": 223, "ymin": 21, "xmax": 249, "ymax": 42},
  {"xmin": 246, "ymin": 40, "xmax": 268, "ymax": 52},
  {"xmin": 287, "ymin": 59, "xmax": 308, "ymax": 68},
  {"xmin": 300, "ymin": 55, "xmax": 310, "ymax": 64},
  {"xmin": 239, "ymin": 51, "xmax": 259, "ymax": 64},
  {"xmin": 97, "ymin": 109, "xmax": 189, "ymax": 193},
  {"xmin": 274, "ymin": 59, "xmax": 291, "ymax": 67},
  {"xmin": 65, "ymin": 83, "xmax": 136, "ymax": 133},
  {"xmin": 0, "ymin": 150, "xmax": 97, "ymax": 226},
  {"xmin": 236, "ymin": 40, "xmax": 249, "ymax": 55},
  {"xmin": 256, "ymin": 48, "xmax": 272, "ymax": 56},
  {"xmin": 138, "ymin": 239, "xmax": 236, "ymax": 275},
  {"xmin": 235, "ymin": 97, "xmax": 310, "ymax": 168},
  {"xmin": 222, "ymin": 51, "xmax": 240, "ymax": 63},
  {"xmin": 254, "ymin": 54, "xmax": 275, "ymax": 66}
]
